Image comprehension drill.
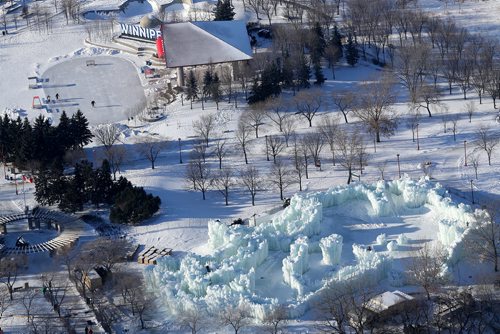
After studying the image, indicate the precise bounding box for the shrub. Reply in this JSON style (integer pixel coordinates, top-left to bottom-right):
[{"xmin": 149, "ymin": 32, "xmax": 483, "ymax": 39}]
[{"xmin": 110, "ymin": 186, "xmax": 161, "ymax": 225}]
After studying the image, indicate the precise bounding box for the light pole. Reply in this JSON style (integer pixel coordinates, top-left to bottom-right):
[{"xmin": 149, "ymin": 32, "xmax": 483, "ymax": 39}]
[
  {"xmin": 396, "ymin": 154, "xmax": 401, "ymax": 179},
  {"xmin": 464, "ymin": 140, "xmax": 467, "ymax": 166},
  {"xmin": 178, "ymin": 138, "xmax": 183, "ymax": 164},
  {"xmin": 416, "ymin": 123, "xmax": 420, "ymax": 150},
  {"xmin": 470, "ymin": 179, "xmax": 475, "ymax": 204},
  {"xmin": 265, "ymin": 135, "xmax": 269, "ymax": 161}
]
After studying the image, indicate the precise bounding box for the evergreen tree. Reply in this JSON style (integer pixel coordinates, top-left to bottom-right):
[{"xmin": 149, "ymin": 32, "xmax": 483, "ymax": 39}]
[
  {"xmin": 91, "ymin": 159, "xmax": 114, "ymax": 207},
  {"xmin": 313, "ymin": 61, "xmax": 325, "ymax": 85},
  {"xmin": 203, "ymin": 70, "xmax": 213, "ymax": 101},
  {"xmin": 70, "ymin": 110, "xmax": 93, "ymax": 149},
  {"xmin": 15, "ymin": 118, "xmax": 33, "ymax": 168},
  {"xmin": 211, "ymin": 73, "xmax": 222, "ymax": 109},
  {"xmin": 345, "ymin": 35, "xmax": 359, "ymax": 67},
  {"xmin": 213, "ymin": 0, "xmax": 235, "ymax": 21},
  {"xmin": 110, "ymin": 186, "xmax": 161, "ymax": 225},
  {"xmin": 185, "ymin": 71, "xmax": 199, "ymax": 109},
  {"xmin": 331, "ymin": 25, "xmax": 343, "ymax": 51},
  {"xmin": 57, "ymin": 110, "xmax": 72, "ymax": 150},
  {"xmin": 247, "ymin": 77, "xmax": 262, "ymax": 104},
  {"xmin": 297, "ymin": 56, "xmax": 311, "ymax": 89},
  {"xmin": 281, "ymin": 55, "xmax": 295, "ymax": 89},
  {"xmin": 310, "ymin": 22, "xmax": 326, "ymax": 64}
]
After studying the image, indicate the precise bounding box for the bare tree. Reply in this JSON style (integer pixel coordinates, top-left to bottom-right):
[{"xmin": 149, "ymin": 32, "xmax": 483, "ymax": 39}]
[
  {"xmin": 268, "ymin": 159, "xmax": 295, "ymax": 201},
  {"xmin": 99, "ymin": 145, "xmax": 125, "ymax": 180},
  {"xmin": 240, "ymin": 165, "xmax": 264, "ymax": 206},
  {"xmin": 212, "ymin": 167, "xmax": 234, "ymax": 206},
  {"xmin": 42, "ymin": 272, "xmax": 69, "ymax": 318},
  {"xmin": 93, "ymin": 124, "xmax": 121, "ymax": 151},
  {"xmin": 475, "ymin": 127, "xmax": 499, "ymax": 165},
  {"xmin": 336, "ymin": 128, "xmax": 363, "ymax": 184},
  {"xmin": 71, "ymin": 251, "xmax": 97, "ymax": 299},
  {"xmin": 85, "ymin": 237, "xmax": 131, "ymax": 273},
  {"xmin": 467, "ymin": 207, "xmax": 499, "ymax": 272},
  {"xmin": 332, "ymin": 90, "xmax": 356, "ymax": 123},
  {"xmin": 265, "ymin": 96, "xmax": 290, "ymax": 132},
  {"xmin": 292, "ymin": 137, "xmax": 306, "ymax": 192},
  {"xmin": 22, "ymin": 289, "xmax": 38, "ymax": 331},
  {"xmin": 395, "ymin": 43, "xmax": 430, "ymax": 103},
  {"xmin": 316, "ymin": 279, "xmax": 374, "ymax": 334},
  {"xmin": 179, "ymin": 304, "xmax": 208, "ymax": 334},
  {"xmin": 304, "ymin": 132, "xmax": 325, "ymax": 170},
  {"xmin": 137, "ymin": 136, "xmax": 167, "ymax": 169},
  {"xmin": 246, "ymin": 0, "xmax": 262, "ymax": 19},
  {"xmin": 406, "ymin": 108, "xmax": 421, "ymax": 143},
  {"xmin": 193, "ymin": 140, "xmax": 208, "ymax": 163},
  {"xmin": 219, "ymin": 303, "xmax": 252, "ymax": 334},
  {"xmin": 244, "ymin": 105, "xmax": 267, "ymax": 138},
  {"xmin": 186, "ymin": 156, "xmax": 212, "ymax": 200},
  {"xmin": 266, "ymin": 135, "xmax": 286, "ymax": 164},
  {"xmin": 376, "ymin": 161, "xmax": 387, "ymax": 180},
  {"xmin": 294, "ymin": 89, "xmax": 323, "ymax": 127},
  {"xmin": 354, "ymin": 76, "xmax": 397, "ymax": 142},
  {"xmin": 193, "ymin": 114, "xmax": 217, "ymax": 147},
  {"xmin": 414, "ymin": 84, "xmax": 441, "ymax": 118},
  {"xmin": 470, "ymin": 155, "xmax": 480, "ymax": 180},
  {"xmin": 264, "ymin": 304, "xmax": 288, "ymax": 334},
  {"xmin": 213, "ymin": 138, "xmax": 228, "ymax": 169},
  {"xmin": 465, "ymin": 101, "xmax": 476, "ymax": 123},
  {"xmin": 320, "ymin": 115, "xmax": 338, "ymax": 166},
  {"xmin": 451, "ymin": 116, "xmax": 459, "ymax": 142},
  {"xmin": 236, "ymin": 120, "xmax": 252, "ymax": 164},
  {"xmin": 0, "ymin": 288, "xmax": 10, "ymax": 322},
  {"xmin": 407, "ymin": 243, "xmax": 448, "ymax": 300},
  {"xmin": 282, "ymin": 116, "xmax": 297, "ymax": 147},
  {"xmin": 0, "ymin": 256, "xmax": 20, "ymax": 300}
]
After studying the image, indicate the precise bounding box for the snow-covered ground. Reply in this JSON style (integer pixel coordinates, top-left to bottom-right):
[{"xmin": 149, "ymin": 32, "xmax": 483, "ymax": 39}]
[{"xmin": 1, "ymin": 0, "xmax": 500, "ymax": 332}]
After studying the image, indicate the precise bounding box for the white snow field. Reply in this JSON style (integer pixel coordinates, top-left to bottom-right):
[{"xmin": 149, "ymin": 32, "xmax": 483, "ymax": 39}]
[
  {"xmin": 147, "ymin": 177, "xmax": 481, "ymax": 320},
  {"xmin": 42, "ymin": 56, "xmax": 146, "ymax": 125}
]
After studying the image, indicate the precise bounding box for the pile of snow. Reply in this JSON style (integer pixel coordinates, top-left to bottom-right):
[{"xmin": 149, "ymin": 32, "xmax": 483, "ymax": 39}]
[{"xmin": 147, "ymin": 177, "xmax": 485, "ymax": 320}]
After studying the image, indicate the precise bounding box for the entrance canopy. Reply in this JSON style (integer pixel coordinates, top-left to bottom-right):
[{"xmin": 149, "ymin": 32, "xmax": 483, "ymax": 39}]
[{"xmin": 162, "ymin": 20, "xmax": 253, "ymax": 68}]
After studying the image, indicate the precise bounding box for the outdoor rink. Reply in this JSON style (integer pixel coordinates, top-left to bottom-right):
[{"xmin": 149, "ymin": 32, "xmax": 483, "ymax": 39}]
[{"xmin": 41, "ymin": 56, "xmax": 146, "ymax": 125}]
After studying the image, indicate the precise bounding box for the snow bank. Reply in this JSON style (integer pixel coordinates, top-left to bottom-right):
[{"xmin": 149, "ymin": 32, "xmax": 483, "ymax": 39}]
[{"xmin": 147, "ymin": 177, "xmax": 485, "ymax": 320}]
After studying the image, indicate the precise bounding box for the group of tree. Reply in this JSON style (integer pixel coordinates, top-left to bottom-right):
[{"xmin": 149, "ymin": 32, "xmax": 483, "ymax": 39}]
[
  {"xmin": 213, "ymin": 0, "xmax": 235, "ymax": 21},
  {"xmin": 35, "ymin": 159, "xmax": 160, "ymax": 224},
  {"xmin": 0, "ymin": 111, "xmax": 92, "ymax": 171}
]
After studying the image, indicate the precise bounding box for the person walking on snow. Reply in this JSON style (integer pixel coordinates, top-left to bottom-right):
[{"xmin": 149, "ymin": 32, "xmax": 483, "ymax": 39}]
[
  {"xmin": 55, "ymin": 93, "xmax": 59, "ymax": 100},
  {"xmin": 91, "ymin": 100, "xmax": 95, "ymax": 108}
]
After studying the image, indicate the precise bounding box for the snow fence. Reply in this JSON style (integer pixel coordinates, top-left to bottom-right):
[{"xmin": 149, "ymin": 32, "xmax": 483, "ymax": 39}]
[{"xmin": 146, "ymin": 177, "xmax": 483, "ymax": 320}]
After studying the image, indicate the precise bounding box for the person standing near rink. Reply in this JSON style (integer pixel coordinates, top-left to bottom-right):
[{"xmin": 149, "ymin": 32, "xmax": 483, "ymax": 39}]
[{"xmin": 91, "ymin": 100, "xmax": 95, "ymax": 107}]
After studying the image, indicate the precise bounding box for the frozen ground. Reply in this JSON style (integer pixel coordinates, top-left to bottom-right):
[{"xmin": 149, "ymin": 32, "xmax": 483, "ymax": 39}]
[{"xmin": 42, "ymin": 56, "xmax": 146, "ymax": 125}]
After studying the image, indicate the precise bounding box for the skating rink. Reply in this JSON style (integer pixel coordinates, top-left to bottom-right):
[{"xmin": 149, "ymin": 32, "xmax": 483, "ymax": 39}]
[{"xmin": 42, "ymin": 56, "xmax": 146, "ymax": 125}]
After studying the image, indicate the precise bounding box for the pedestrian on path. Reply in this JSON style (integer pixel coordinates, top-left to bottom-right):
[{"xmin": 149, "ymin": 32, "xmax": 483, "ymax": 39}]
[
  {"xmin": 91, "ymin": 100, "xmax": 95, "ymax": 108},
  {"xmin": 55, "ymin": 93, "xmax": 60, "ymax": 100}
]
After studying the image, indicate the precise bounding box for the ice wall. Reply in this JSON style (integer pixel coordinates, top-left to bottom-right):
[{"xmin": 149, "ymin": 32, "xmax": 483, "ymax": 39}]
[
  {"xmin": 147, "ymin": 177, "xmax": 484, "ymax": 321},
  {"xmin": 282, "ymin": 236, "xmax": 309, "ymax": 296},
  {"xmin": 319, "ymin": 234, "xmax": 343, "ymax": 265}
]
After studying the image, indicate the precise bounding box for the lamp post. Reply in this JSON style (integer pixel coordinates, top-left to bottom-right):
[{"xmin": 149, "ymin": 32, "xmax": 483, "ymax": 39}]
[
  {"xmin": 265, "ymin": 135, "xmax": 269, "ymax": 161},
  {"xmin": 470, "ymin": 179, "xmax": 475, "ymax": 204},
  {"xmin": 416, "ymin": 123, "xmax": 420, "ymax": 150},
  {"xmin": 396, "ymin": 154, "xmax": 401, "ymax": 179},
  {"xmin": 178, "ymin": 138, "xmax": 183, "ymax": 164},
  {"xmin": 464, "ymin": 140, "xmax": 467, "ymax": 166}
]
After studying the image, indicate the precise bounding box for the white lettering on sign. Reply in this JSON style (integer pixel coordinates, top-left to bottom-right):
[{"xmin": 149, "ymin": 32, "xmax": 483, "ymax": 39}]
[{"xmin": 119, "ymin": 23, "xmax": 161, "ymax": 41}]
